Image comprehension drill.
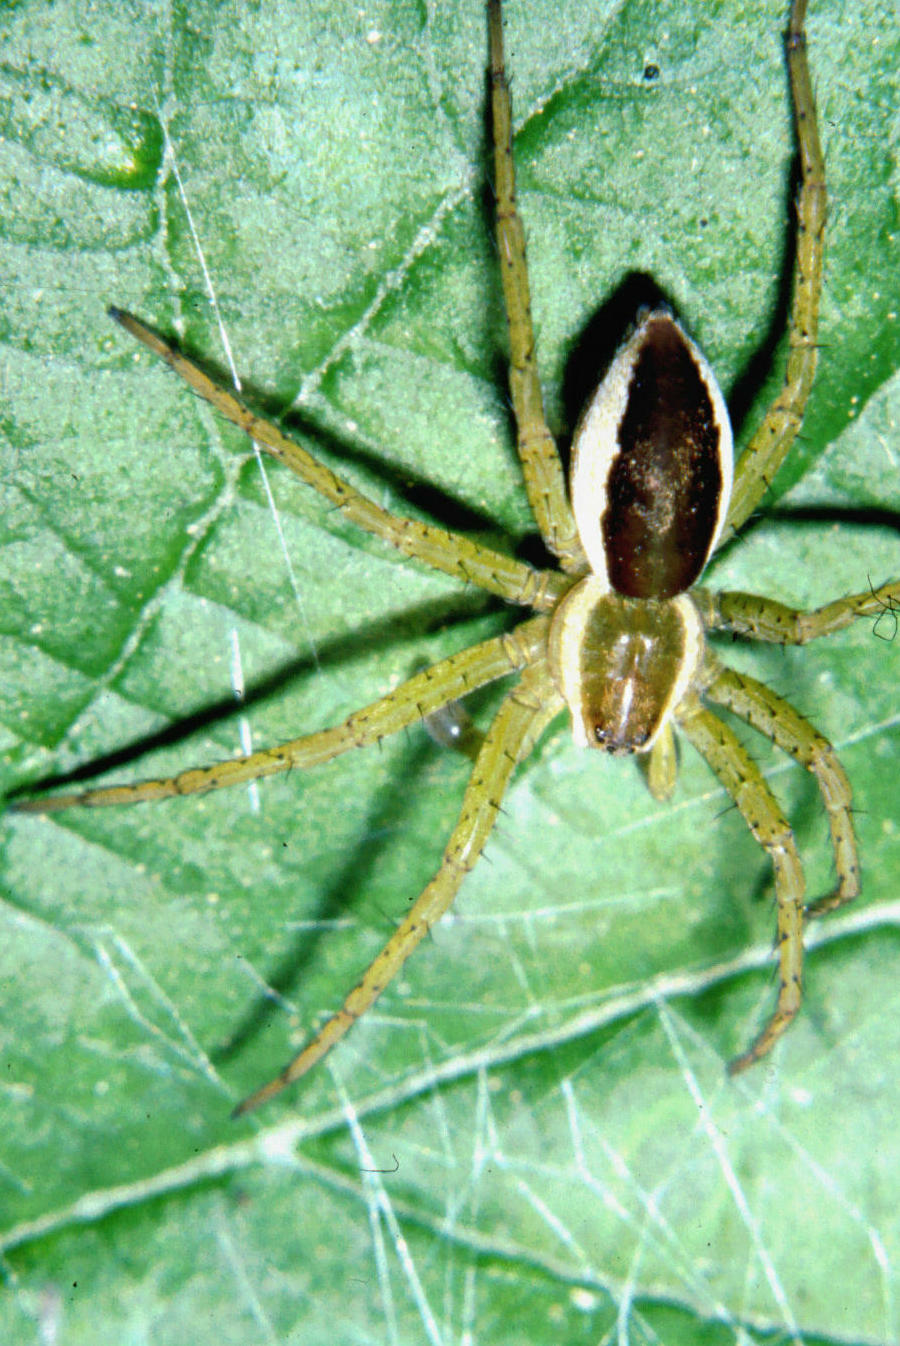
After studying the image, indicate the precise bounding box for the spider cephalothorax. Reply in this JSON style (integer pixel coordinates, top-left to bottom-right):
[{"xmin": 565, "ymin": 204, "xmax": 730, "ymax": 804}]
[{"xmin": 11, "ymin": 0, "xmax": 898, "ymax": 1116}]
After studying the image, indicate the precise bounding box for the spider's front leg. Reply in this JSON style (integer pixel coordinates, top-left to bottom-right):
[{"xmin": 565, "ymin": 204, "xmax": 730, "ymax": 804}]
[
  {"xmin": 703, "ymin": 656, "xmax": 857, "ymax": 918},
  {"xmin": 675, "ymin": 694, "xmax": 806, "ymax": 1073},
  {"xmin": 11, "ymin": 620, "xmax": 549, "ymax": 812},
  {"xmin": 232, "ymin": 660, "xmax": 563, "ymax": 1116},
  {"xmin": 694, "ymin": 579, "xmax": 900, "ymax": 917}
]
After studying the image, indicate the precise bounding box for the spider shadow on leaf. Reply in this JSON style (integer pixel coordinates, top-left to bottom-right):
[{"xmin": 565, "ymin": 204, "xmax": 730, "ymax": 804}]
[{"xmin": 7, "ymin": 593, "xmax": 499, "ymax": 804}]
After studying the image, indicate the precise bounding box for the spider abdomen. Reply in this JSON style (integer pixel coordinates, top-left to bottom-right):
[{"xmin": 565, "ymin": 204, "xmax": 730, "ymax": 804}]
[{"xmin": 570, "ymin": 310, "xmax": 733, "ymax": 599}]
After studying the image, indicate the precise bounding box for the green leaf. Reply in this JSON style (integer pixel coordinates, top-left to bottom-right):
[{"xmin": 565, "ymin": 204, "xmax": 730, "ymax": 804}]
[{"xmin": 1, "ymin": 0, "xmax": 897, "ymax": 1342}]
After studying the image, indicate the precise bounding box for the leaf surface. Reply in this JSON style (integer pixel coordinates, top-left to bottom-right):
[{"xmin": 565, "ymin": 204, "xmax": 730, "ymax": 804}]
[{"xmin": 1, "ymin": 1, "xmax": 898, "ymax": 1342}]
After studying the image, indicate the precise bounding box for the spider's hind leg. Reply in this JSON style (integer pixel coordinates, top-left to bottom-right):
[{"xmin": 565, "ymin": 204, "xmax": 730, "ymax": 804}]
[
  {"xmin": 676, "ymin": 693, "xmax": 805, "ymax": 1074},
  {"xmin": 697, "ymin": 579, "xmax": 900, "ymax": 647},
  {"xmin": 487, "ymin": 0, "xmax": 585, "ymax": 573},
  {"xmin": 723, "ymin": 0, "xmax": 826, "ymax": 539},
  {"xmin": 108, "ymin": 309, "xmax": 564, "ymax": 613}
]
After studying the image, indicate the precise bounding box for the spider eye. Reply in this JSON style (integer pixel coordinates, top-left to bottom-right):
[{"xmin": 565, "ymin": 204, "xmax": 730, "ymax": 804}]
[
  {"xmin": 592, "ymin": 722, "xmax": 649, "ymax": 754},
  {"xmin": 570, "ymin": 310, "xmax": 734, "ymax": 599}
]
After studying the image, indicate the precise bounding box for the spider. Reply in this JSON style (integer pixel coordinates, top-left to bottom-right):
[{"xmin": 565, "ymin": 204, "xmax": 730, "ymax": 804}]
[{"xmin": 12, "ymin": 0, "xmax": 898, "ymax": 1117}]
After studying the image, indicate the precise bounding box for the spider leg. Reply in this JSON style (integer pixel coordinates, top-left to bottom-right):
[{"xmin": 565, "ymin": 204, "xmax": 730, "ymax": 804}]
[
  {"xmin": 109, "ymin": 309, "xmax": 568, "ymax": 613},
  {"xmin": 695, "ymin": 579, "xmax": 900, "ymax": 645},
  {"xmin": 488, "ymin": 0, "xmax": 586, "ymax": 573},
  {"xmin": 11, "ymin": 618, "xmax": 549, "ymax": 813},
  {"xmin": 232, "ymin": 659, "xmax": 564, "ymax": 1115},
  {"xmin": 703, "ymin": 657, "xmax": 857, "ymax": 917},
  {"xmin": 675, "ymin": 694, "xmax": 805, "ymax": 1074},
  {"xmin": 723, "ymin": 0, "xmax": 826, "ymax": 539}
]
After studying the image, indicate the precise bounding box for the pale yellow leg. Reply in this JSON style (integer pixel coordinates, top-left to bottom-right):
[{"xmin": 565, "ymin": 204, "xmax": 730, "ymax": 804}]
[
  {"xmin": 723, "ymin": 0, "xmax": 826, "ymax": 538},
  {"xmin": 109, "ymin": 309, "xmax": 568, "ymax": 613},
  {"xmin": 232, "ymin": 660, "xmax": 564, "ymax": 1115},
  {"xmin": 695, "ymin": 580, "xmax": 900, "ymax": 645},
  {"xmin": 488, "ymin": 0, "xmax": 585, "ymax": 572},
  {"xmin": 676, "ymin": 695, "xmax": 805, "ymax": 1073},
  {"xmin": 703, "ymin": 658, "xmax": 858, "ymax": 917},
  {"xmin": 12, "ymin": 618, "xmax": 549, "ymax": 813}
]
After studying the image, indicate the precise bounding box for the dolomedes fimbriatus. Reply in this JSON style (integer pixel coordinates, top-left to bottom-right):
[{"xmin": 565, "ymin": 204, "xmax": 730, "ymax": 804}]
[{"xmin": 13, "ymin": 0, "xmax": 898, "ymax": 1116}]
